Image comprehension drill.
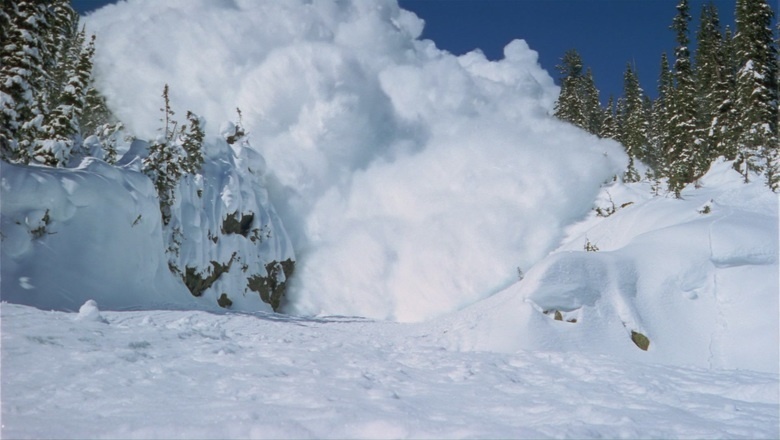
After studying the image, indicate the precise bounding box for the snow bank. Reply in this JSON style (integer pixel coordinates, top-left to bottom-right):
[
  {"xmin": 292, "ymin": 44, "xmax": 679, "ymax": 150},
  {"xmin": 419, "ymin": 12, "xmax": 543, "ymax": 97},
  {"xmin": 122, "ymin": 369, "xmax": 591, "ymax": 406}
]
[
  {"xmin": 0, "ymin": 159, "xmax": 192, "ymax": 311},
  {"xmin": 86, "ymin": 0, "xmax": 626, "ymax": 321},
  {"xmin": 436, "ymin": 160, "xmax": 779, "ymax": 373},
  {"xmin": 1, "ymin": 134, "xmax": 295, "ymax": 312}
]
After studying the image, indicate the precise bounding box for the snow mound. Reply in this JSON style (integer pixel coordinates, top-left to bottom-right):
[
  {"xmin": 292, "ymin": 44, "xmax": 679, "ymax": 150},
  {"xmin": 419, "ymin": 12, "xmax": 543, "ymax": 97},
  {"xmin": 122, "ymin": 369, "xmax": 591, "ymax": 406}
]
[
  {"xmin": 75, "ymin": 299, "xmax": 106, "ymax": 323},
  {"xmin": 0, "ymin": 159, "xmax": 191, "ymax": 311},
  {"xmin": 86, "ymin": 0, "xmax": 627, "ymax": 321},
  {"xmin": 1, "ymin": 135, "xmax": 294, "ymax": 312},
  {"xmin": 435, "ymin": 160, "xmax": 780, "ymax": 373}
]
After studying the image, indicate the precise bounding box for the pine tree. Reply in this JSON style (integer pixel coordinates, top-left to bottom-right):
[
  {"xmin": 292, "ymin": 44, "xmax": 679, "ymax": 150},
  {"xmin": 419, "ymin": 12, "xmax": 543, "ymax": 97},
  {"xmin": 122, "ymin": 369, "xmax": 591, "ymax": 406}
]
[
  {"xmin": 553, "ymin": 49, "xmax": 587, "ymax": 129},
  {"xmin": 693, "ymin": 2, "xmax": 727, "ymax": 171},
  {"xmin": 34, "ymin": 30, "xmax": 96, "ymax": 166},
  {"xmin": 1, "ymin": 0, "xmax": 114, "ymax": 167},
  {"xmin": 43, "ymin": 0, "xmax": 81, "ymax": 109},
  {"xmin": 599, "ymin": 96, "xmax": 618, "ymax": 140},
  {"xmin": 617, "ymin": 63, "xmax": 648, "ymax": 181},
  {"xmin": 180, "ymin": 111, "xmax": 205, "ymax": 175},
  {"xmin": 733, "ymin": 0, "xmax": 778, "ymax": 187},
  {"xmin": 553, "ymin": 50, "xmax": 606, "ymax": 137},
  {"xmin": 708, "ymin": 25, "xmax": 740, "ymax": 161},
  {"xmin": 143, "ymin": 85, "xmax": 183, "ymax": 226},
  {"xmin": 666, "ymin": 0, "xmax": 700, "ymax": 195},
  {"xmin": 582, "ymin": 68, "xmax": 603, "ymax": 136},
  {"xmin": 0, "ymin": 1, "xmax": 52, "ymax": 163}
]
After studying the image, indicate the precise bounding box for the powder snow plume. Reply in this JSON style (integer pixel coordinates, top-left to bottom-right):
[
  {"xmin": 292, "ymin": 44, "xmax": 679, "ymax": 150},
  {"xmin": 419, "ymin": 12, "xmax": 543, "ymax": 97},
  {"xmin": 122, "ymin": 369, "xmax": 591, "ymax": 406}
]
[{"xmin": 85, "ymin": 0, "xmax": 626, "ymax": 321}]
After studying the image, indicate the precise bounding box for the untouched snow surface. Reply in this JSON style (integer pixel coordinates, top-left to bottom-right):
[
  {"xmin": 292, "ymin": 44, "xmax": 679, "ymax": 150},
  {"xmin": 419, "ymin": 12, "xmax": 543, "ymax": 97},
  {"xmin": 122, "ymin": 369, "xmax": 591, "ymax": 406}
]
[{"xmin": 2, "ymin": 302, "xmax": 778, "ymax": 439}]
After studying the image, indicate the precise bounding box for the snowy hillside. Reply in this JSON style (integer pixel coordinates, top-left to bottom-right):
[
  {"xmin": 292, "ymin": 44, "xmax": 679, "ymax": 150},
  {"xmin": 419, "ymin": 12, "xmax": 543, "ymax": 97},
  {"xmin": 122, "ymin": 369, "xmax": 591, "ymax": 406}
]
[{"xmin": 431, "ymin": 159, "xmax": 779, "ymax": 373}]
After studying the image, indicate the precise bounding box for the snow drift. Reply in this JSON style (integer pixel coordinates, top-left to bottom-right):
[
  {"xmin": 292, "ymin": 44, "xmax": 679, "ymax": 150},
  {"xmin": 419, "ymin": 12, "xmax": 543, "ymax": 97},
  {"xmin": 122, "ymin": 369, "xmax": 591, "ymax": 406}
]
[
  {"xmin": 1, "ymin": 133, "xmax": 295, "ymax": 312},
  {"xmin": 0, "ymin": 158, "xmax": 188, "ymax": 311},
  {"xmin": 434, "ymin": 159, "xmax": 779, "ymax": 373},
  {"xmin": 85, "ymin": 0, "xmax": 627, "ymax": 321}
]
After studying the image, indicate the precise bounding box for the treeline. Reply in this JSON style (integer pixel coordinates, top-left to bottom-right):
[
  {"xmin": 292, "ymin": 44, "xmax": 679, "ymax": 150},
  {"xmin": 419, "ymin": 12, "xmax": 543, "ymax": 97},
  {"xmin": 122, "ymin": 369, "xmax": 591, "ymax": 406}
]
[
  {"xmin": 0, "ymin": 0, "xmax": 120, "ymax": 166},
  {"xmin": 554, "ymin": 0, "xmax": 778, "ymax": 195},
  {"xmin": 0, "ymin": 1, "xmax": 212, "ymax": 227}
]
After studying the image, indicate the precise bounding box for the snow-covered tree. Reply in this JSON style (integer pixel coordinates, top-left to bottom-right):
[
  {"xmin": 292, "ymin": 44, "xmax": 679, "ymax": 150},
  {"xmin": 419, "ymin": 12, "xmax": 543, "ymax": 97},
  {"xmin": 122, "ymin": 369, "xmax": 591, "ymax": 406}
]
[
  {"xmin": 0, "ymin": 1, "xmax": 52, "ymax": 163},
  {"xmin": 143, "ymin": 86, "xmax": 208, "ymax": 225},
  {"xmin": 554, "ymin": 50, "xmax": 586, "ymax": 128},
  {"xmin": 180, "ymin": 111, "xmax": 205, "ymax": 175},
  {"xmin": 1, "ymin": 0, "xmax": 116, "ymax": 167},
  {"xmin": 733, "ymin": 0, "xmax": 778, "ymax": 187},
  {"xmin": 666, "ymin": 0, "xmax": 700, "ymax": 195},
  {"xmin": 553, "ymin": 50, "xmax": 605, "ymax": 137},
  {"xmin": 582, "ymin": 68, "xmax": 604, "ymax": 136},
  {"xmin": 617, "ymin": 63, "xmax": 648, "ymax": 182},
  {"xmin": 35, "ymin": 32, "xmax": 96, "ymax": 166},
  {"xmin": 599, "ymin": 96, "xmax": 618, "ymax": 140},
  {"xmin": 693, "ymin": 2, "xmax": 728, "ymax": 170},
  {"xmin": 143, "ymin": 85, "xmax": 183, "ymax": 226}
]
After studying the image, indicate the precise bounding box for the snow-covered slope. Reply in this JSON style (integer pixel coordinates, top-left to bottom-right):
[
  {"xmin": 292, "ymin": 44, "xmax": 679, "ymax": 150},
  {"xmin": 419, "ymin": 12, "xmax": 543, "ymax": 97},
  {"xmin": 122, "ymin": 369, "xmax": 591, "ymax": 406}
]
[
  {"xmin": 2, "ymin": 302, "xmax": 777, "ymax": 439},
  {"xmin": 431, "ymin": 159, "xmax": 779, "ymax": 373}
]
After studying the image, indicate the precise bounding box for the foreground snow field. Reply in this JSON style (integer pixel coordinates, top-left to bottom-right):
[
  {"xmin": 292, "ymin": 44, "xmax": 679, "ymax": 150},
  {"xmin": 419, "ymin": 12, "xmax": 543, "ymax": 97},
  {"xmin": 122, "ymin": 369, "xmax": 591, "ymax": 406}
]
[{"xmin": 2, "ymin": 302, "xmax": 778, "ymax": 439}]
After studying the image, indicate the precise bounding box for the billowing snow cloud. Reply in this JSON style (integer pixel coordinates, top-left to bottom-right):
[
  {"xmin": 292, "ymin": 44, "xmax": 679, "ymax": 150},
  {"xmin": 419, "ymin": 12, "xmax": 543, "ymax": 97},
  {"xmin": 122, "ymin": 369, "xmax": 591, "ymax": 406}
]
[{"xmin": 86, "ymin": 0, "xmax": 626, "ymax": 321}]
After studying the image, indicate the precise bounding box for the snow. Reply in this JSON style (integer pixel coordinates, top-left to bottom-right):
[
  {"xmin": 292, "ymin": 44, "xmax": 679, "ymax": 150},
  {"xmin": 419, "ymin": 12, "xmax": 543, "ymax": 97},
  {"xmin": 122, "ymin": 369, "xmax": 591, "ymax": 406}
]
[
  {"xmin": 1, "ymin": 1, "xmax": 778, "ymax": 437},
  {"xmin": 1, "ymin": 135, "xmax": 294, "ymax": 312},
  {"xmin": 84, "ymin": 0, "xmax": 627, "ymax": 321},
  {"xmin": 2, "ymin": 301, "xmax": 778, "ymax": 439},
  {"xmin": 431, "ymin": 159, "xmax": 778, "ymax": 373}
]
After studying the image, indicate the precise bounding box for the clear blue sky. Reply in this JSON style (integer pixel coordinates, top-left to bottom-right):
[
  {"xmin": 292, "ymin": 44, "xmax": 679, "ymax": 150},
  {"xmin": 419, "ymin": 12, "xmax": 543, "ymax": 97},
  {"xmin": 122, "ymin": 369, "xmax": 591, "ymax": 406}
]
[{"xmin": 73, "ymin": 0, "xmax": 772, "ymax": 103}]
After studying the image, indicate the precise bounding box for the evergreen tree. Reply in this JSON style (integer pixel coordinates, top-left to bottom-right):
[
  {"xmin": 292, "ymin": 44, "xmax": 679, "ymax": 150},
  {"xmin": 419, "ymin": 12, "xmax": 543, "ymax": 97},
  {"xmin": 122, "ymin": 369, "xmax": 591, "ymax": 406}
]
[
  {"xmin": 43, "ymin": 0, "xmax": 81, "ymax": 109},
  {"xmin": 694, "ymin": 2, "xmax": 727, "ymax": 169},
  {"xmin": 651, "ymin": 53, "xmax": 675, "ymax": 172},
  {"xmin": 35, "ymin": 31, "xmax": 96, "ymax": 166},
  {"xmin": 0, "ymin": 1, "xmax": 52, "ymax": 163},
  {"xmin": 709, "ymin": 25, "xmax": 740, "ymax": 161},
  {"xmin": 617, "ymin": 63, "xmax": 648, "ymax": 182},
  {"xmin": 582, "ymin": 68, "xmax": 604, "ymax": 136},
  {"xmin": 1, "ymin": 0, "xmax": 114, "ymax": 167},
  {"xmin": 599, "ymin": 96, "xmax": 618, "ymax": 140},
  {"xmin": 667, "ymin": 0, "xmax": 700, "ymax": 195},
  {"xmin": 553, "ymin": 50, "xmax": 605, "ymax": 137},
  {"xmin": 143, "ymin": 85, "xmax": 183, "ymax": 226},
  {"xmin": 554, "ymin": 49, "xmax": 587, "ymax": 129},
  {"xmin": 733, "ymin": 0, "xmax": 778, "ymax": 187},
  {"xmin": 180, "ymin": 111, "xmax": 205, "ymax": 175}
]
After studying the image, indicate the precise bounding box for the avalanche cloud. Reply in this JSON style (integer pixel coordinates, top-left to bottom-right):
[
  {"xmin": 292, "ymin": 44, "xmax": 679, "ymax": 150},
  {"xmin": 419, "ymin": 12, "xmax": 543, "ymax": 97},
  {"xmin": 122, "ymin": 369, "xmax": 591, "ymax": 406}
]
[{"xmin": 85, "ymin": 0, "xmax": 626, "ymax": 321}]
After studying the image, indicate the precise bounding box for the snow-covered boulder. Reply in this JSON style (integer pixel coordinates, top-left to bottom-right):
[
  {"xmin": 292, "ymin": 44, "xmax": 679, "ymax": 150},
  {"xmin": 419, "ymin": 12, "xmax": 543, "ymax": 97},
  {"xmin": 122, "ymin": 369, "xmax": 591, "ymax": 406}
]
[{"xmin": 160, "ymin": 131, "xmax": 296, "ymax": 312}]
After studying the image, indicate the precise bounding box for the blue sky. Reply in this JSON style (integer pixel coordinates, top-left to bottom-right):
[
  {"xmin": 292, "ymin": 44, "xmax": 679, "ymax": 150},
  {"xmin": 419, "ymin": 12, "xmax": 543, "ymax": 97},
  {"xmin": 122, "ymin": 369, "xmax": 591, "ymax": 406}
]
[{"xmin": 72, "ymin": 0, "xmax": 766, "ymax": 103}]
